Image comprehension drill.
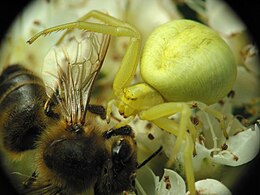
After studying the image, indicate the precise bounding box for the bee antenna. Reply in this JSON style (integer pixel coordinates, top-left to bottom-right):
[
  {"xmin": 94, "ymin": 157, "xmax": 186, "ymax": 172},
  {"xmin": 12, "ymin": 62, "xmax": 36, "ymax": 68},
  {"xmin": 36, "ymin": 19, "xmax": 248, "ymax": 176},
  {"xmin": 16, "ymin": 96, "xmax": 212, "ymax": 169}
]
[{"xmin": 137, "ymin": 146, "xmax": 163, "ymax": 169}]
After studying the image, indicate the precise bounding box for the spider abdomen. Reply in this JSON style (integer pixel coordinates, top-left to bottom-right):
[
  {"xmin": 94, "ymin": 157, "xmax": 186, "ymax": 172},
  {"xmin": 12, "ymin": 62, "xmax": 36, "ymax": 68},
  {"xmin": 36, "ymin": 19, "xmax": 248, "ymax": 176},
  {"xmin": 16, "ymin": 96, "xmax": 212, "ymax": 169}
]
[{"xmin": 141, "ymin": 19, "xmax": 236, "ymax": 104}]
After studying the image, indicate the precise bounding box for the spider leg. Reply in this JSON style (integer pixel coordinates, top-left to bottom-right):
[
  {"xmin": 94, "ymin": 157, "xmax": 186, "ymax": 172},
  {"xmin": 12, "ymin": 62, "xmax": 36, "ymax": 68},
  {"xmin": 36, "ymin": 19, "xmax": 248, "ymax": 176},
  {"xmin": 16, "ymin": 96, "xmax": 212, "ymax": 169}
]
[
  {"xmin": 139, "ymin": 102, "xmax": 196, "ymax": 195},
  {"xmin": 28, "ymin": 11, "xmax": 142, "ymax": 123}
]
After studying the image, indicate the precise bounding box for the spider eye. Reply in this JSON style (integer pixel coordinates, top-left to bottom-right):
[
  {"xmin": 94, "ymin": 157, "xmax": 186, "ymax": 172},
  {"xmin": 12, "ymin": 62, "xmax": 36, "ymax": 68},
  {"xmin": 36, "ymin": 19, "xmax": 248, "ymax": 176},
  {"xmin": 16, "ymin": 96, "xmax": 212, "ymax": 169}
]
[{"xmin": 112, "ymin": 139, "xmax": 133, "ymax": 164}]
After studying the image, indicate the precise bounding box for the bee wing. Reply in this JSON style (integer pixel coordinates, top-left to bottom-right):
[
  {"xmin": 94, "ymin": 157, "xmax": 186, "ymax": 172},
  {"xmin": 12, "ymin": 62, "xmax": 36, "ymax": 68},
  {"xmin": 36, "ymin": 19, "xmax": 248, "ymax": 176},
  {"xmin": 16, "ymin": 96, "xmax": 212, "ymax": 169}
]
[{"xmin": 43, "ymin": 30, "xmax": 110, "ymax": 124}]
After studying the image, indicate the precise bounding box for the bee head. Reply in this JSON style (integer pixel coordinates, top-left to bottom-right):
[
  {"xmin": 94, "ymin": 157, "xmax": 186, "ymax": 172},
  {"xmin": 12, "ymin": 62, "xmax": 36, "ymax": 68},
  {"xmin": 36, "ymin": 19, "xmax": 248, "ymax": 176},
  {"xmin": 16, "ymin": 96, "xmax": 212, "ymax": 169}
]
[{"xmin": 95, "ymin": 126, "xmax": 137, "ymax": 194}]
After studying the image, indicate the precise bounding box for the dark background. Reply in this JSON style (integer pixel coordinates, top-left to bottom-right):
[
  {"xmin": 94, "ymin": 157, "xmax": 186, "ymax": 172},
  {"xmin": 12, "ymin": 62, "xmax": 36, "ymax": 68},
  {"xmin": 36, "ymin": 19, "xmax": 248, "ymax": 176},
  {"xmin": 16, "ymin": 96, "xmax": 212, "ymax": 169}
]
[{"xmin": 0, "ymin": 0, "xmax": 259, "ymax": 194}]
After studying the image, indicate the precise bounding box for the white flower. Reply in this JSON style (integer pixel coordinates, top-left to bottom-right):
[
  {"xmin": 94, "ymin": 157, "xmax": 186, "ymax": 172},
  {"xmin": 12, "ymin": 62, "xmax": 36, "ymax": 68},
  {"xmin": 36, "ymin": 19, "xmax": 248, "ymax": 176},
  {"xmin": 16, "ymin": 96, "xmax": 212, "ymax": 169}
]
[
  {"xmin": 191, "ymin": 179, "xmax": 232, "ymax": 195},
  {"xmin": 0, "ymin": 0, "xmax": 259, "ymax": 195},
  {"xmin": 211, "ymin": 124, "xmax": 259, "ymax": 166},
  {"xmin": 136, "ymin": 167, "xmax": 231, "ymax": 195}
]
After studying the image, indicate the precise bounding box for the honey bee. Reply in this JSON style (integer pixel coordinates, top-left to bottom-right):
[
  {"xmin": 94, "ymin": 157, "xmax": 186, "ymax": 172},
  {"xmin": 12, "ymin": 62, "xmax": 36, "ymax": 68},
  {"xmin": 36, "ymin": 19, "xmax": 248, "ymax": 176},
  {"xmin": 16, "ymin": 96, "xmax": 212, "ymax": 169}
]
[{"xmin": 0, "ymin": 29, "xmax": 141, "ymax": 194}]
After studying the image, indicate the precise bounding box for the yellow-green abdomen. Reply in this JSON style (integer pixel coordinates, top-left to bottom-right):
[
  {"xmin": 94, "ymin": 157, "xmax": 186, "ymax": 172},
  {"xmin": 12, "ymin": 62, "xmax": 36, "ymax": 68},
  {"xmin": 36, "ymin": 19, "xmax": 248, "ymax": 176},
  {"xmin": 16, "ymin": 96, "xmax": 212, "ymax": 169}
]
[{"xmin": 140, "ymin": 19, "xmax": 236, "ymax": 105}]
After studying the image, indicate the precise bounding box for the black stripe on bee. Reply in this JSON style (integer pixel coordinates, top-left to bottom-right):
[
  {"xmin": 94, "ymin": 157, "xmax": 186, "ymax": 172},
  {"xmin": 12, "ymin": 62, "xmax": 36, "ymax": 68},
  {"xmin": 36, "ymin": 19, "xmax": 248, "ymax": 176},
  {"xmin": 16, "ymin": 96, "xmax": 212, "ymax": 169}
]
[{"xmin": 0, "ymin": 64, "xmax": 55, "ymax": 153}]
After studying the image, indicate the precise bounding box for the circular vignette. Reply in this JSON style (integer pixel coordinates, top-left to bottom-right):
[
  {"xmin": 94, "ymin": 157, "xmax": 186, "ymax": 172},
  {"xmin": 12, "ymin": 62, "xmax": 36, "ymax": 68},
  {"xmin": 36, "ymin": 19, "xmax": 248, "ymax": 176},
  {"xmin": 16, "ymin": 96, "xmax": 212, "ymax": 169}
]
[
  {"xmin": 0, "ymin": 1, "xmax": 32, "ymax": 194},
  {"xmin": 0, "ymin": 1, "xmax": 259, "ymax": 195},
  {"xmin": 224, "ymin": 2, "xmax": 259, "ymax": 195}
]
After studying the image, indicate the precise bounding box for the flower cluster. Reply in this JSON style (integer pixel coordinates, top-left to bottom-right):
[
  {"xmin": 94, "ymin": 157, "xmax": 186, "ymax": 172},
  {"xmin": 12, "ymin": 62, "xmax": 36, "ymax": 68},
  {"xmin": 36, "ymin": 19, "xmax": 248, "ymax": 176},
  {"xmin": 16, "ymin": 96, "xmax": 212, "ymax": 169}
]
[{"xmin": 0, "ymin": 0, "xmax": 258, "ymax": 194}]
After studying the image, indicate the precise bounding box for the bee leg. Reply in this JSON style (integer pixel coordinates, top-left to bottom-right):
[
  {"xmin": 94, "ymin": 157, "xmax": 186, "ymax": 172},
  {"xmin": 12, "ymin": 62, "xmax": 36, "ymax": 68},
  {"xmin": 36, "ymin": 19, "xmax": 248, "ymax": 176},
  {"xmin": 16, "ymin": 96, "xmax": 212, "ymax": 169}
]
[
  {"xmin": 23, "ymin": 171, "xmax": 37, "ymax": 189},
  {"xmin": 44, "ymin": 89, "xmax": 60, "ymax": 120},
  {"xmin": 103, "ymin": 125, "xmax": 134, "ymax": 139},
  {"xmin": 43, "ymin": 93, "xmax": 60, "ymax": 120},
  {"xmin": 87, "ymin": 104, "xmax": 106, "ymax": 120}
]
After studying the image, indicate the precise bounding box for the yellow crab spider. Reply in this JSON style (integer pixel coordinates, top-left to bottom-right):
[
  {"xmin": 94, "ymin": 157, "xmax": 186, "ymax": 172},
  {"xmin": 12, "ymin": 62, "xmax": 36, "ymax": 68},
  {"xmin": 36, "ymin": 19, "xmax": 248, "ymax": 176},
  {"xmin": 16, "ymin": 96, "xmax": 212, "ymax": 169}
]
[{"xmin": 28, "ymin": 10, "xmax": 236, "ymax": 195}]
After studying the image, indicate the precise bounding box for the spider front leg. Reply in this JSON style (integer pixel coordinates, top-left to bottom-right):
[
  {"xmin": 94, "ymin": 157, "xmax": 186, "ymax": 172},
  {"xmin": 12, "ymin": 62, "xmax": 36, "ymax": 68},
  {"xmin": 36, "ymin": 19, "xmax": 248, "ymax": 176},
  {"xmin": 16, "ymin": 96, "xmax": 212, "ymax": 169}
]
[
  {"xmin": 28, "ymin": 10, "xmax": 142, "ymax": 122},
  {"xmin": 56, "ymin": 10, "xmax": 136, "ymax": 45},
  {"xmin": 139, "ymin": 102, "xmax": 196, "ymax": 161},
  {"xmin": 139, "ymin": 102, "xmax": 197, "ymax": 195}
]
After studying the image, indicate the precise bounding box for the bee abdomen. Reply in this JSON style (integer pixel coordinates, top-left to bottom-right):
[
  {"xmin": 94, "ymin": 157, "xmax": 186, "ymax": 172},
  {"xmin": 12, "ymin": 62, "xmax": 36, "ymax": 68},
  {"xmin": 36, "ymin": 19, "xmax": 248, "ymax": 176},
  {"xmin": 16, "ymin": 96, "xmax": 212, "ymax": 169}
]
[{"xmin": 0, "ymin": 64, "xmax": 48, "ymax": 153}]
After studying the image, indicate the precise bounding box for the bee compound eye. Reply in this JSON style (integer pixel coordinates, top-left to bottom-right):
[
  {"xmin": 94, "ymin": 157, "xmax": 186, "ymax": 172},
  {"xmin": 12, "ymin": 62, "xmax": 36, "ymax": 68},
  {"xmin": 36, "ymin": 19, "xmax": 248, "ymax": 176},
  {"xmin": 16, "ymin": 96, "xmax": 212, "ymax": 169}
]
[{"xmin": 112, "ymin": 139, "xmax": 133, "ymax": 164}]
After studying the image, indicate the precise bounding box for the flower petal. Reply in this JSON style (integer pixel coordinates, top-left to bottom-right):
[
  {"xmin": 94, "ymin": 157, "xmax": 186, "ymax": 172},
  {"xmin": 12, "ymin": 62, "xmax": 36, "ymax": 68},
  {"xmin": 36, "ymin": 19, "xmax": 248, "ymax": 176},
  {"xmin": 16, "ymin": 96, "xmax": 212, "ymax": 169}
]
[
  {"xmin": 212, "ymin": 124, "xmax": 260, "ymax": 166},
  {"xmin": 156, "ymin": 169, "xmax": 186, "ymax": 195},
  {"xmin": 193, "ymin": 179, "xmax": 231, "ymax": 195},
  {"xmin": 206, "ymin": 0, "xmax": 245, "ymax": 35}
]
